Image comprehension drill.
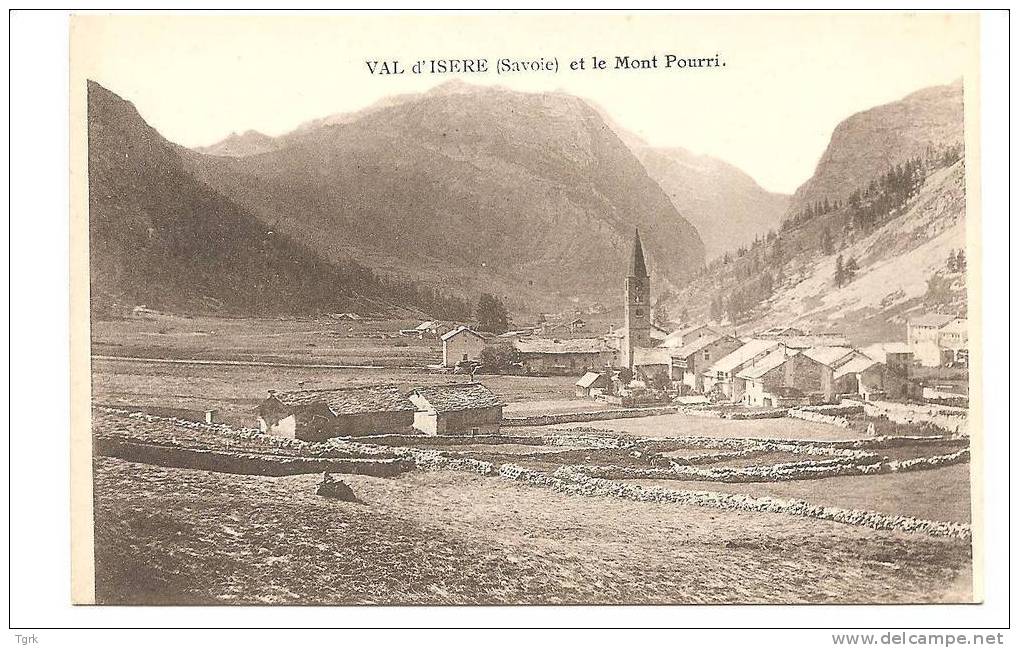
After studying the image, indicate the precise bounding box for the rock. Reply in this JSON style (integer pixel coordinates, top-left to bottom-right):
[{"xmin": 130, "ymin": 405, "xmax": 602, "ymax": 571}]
[{"xmin": 316, "ymin": 478, "xmax": 357, "ymax": 502}]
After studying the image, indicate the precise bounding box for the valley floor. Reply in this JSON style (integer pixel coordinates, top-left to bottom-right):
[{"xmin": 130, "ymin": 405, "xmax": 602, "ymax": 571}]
[
  {"xmin": 89, "ymin": 313, "xmax": 974, "ymax": 606},
  {"xmin": 94, "ymin": 458, "xmax": 971, "ymax": 606}
]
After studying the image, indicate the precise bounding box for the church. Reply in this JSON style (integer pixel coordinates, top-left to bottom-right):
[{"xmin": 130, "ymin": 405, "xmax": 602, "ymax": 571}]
[{"xmin": 620, "ymin": 228, "xmax": 653, "ymax": 370}]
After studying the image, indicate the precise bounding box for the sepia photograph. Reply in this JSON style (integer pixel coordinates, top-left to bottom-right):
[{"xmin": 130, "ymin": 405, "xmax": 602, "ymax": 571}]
[{"xmin": 61, "ymin": 10, "xmax": 988, "ymax": 614}]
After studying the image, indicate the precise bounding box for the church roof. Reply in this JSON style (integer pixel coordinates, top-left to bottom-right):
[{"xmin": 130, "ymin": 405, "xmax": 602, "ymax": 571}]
[{"xmin": 628, "ymin": 228, "xmax": 649, "ymax": 277}]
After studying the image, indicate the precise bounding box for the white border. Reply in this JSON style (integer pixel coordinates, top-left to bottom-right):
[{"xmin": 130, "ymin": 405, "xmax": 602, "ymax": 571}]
[{"xmin": 5, "ymin": 6, "xmax": 1013, "ymax": 642}]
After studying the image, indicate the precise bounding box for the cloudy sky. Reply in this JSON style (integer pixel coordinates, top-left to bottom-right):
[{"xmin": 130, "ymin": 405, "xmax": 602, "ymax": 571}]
[{"xmin": 73, "ymin": 12, "xmax": 977, "ymax": 194}]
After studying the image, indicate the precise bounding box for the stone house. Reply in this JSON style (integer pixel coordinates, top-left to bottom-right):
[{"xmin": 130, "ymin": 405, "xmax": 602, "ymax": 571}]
[
  {"xmin": 800, "ymin": 346, "xmax": 862, "ymax": 401},
  {"xmin": 831, "ymin": 355, "xmax": 911, "ymax": 400},
  {"xmin": 401, "ymin": 320, "xmax": 453, "ymax": 339},
  {"xmin": 738, "ymin": 349, "xmax": 829, "ymax": 407},
  {"xmin": 936, "ymin": 318, "xmax": 968, "ymax": 366},
  {"xmin": 631, "ymin": 333, "xmax": 743, "ymax": 392},
  {"xmin": 575, "ymin": 371, "xmax": 612, "ymax": 398},
  {"xmin": 513, "ymin": 337, "xmax": 617, "ymax": 375},
  {"xmin": 408, "ymin": 383, "xmax": 503, "ymax": 436},
  {"xmin": 666, "ymin": 333, "xmax": 743, "ymax": 391},
  {"xmin": 702, "ymin": 339, "xmax": 782, "ymax": 401},
  {"xmin": 907, "ymin": 313, "xmax": 956, "ymax": 367},
  {"xmin": 441, "ymin": 326, "xmax": 487, "ymax": 367},
  {"xmin": 862, "ymin": 342, "xmax": 914, "ymax": 376},
  {"xmin": 256, "ymin": 386, "xmax": 416, "ymax": 441},
  {"xmin": 659, "ymin": 323, "xmax": 720, "ymax": 349}
]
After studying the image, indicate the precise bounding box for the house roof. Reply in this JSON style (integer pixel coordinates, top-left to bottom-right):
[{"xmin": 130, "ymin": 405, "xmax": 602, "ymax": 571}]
[
  {"xmin": 268, "ymin": 386, "xmax": 415, "ymax": 415},
  {"xmin": 704, "ymin": 339, "xmax": 781, "ymax": 374},
  {"xmin": 440, "ymin": 325, "xmax": 484, "ymax": 342},
  {"xmin": 939, "ymin": 318, "xmax": 967, "ymax": 333},
  {"xmin": 908, "ymin": 313, "xmax": 955, "ymax": 328},
  {"xmin": 513, "ymin": 338, "xmax": 614, "ymax": 355},
  {"xmin": 834, "ymin": 356, "xmax": 880, "ymax": 379},
  {"xmin": 759, "ymin": 325, "xmax": 806, "ymax": 337},
  {"xmin": 773, "ymin": 334, "xmax": 850, "ymax": 349},
  {"xmin": 662, "ymin": 332, "xmax": 738, "ymax": 359},
  {"xmin": 862, "ymin": 342, "xmax": 912, "ymax": 362},
  {"xmin": 498, "ymin": 329, "xmax": 534, "ymax": 338},
  {"xmin": 576, "ymin": 371, "xmax": 608, "ymax": 388},
  {"xmin": 660, "ymin": 323, "xmax": 717, "ymax": 348},
  {"xmin": 801, "ymin": 346, "xmax": 857, "ymax": 368},
  {"xmin": 409, "ymin": 383, "xmax": 502, "ymax": 413},
  {"xmin": 736, "ymin": 348, "xmax": 792, "ymax": 380}
]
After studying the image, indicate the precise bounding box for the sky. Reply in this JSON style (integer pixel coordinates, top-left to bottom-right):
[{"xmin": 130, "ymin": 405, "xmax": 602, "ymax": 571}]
[{"xmin": 72, "ymin": 12, "xmax": 978, "ymax": 195}]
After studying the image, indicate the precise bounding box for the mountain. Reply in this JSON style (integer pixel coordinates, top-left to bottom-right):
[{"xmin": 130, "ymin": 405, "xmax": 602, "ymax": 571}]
[
  {"xmin": 86, "ymin": 81, "xmax": 469, "ymax": 319},
  {"xmin": 746, "ymin": 160, "xmax": 966, "ymax": 343},
  {"xmin": 666, "ymin": 81, "xmax": 967, "ymax": 344},
  {"xmin": 196, "ymin": 129, "xmax": 277, "ymax": 157},
  {"xmin": 786, "ymin": 80, "xmax": 964, "ymax": 219},
  {"xmin": 631, "ymin": 147, "xmax": 790, "ymax": 260},
  {"xmin": 582, "ymin": 101, "xmax": 790, "ymax": 261},
  {"xmin": 184, "ymin": 82, "xmax": 707, "ymax": 311}
]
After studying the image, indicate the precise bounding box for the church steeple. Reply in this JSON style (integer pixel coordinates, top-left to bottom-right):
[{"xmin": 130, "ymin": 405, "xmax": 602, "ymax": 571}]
[
  {"xmin": 628, "ymin": 228, "xmax": 649, "ymax": 278},
  {"xmin": 621, "ymin": 228, "xmax": 652, "ymax": 370}
]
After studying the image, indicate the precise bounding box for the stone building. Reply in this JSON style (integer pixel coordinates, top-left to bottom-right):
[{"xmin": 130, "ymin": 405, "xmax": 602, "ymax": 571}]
[
  {"xmin": 256, "ymin": 386, "xmax": 416, "ymax": 441},
  {"xmin": 408, "ymin": 383, "xmax": 503, "ymax": 436},
  {"xmin": 513, "ymin": 337, "xmax": 617, "ymax": 375},
  {"xmin": 575, "ymin": 371, "xmax": 612, "ymax": 398},
  {"xmin": 862, "ymin": 342, "xmax": 914, "ymax": 376},
  {"xmin": 906, "ymin": 313, "xmax": 956, "ymax": 367},
  {"xmin": 702, "ymin": 339, "xmax": 782, "ymax": 401},
  {"xmin": 738, "ymin": 349, "xmax": 829, "ymax": 407},
  {"xmin": 659, "ymin": 323, "xmax": 720, "ymax": 349},
  {"xmin": 441, "ymin": 326, "xmax": 487, "ymax": 367}
]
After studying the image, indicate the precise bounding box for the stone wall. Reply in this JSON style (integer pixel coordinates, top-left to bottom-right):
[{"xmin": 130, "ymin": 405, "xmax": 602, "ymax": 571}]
[
  {"xmin": 497, "ymin": 463, "xmax": 970, "ymax": 539},
  {"xmin": 502, "ymin": 406, "xmax": 676, "ymax": 427},
  {"xmin": 851, "ymin": 399, "xmax": 969, "ymax": 436},
  {"xmin": 96, "ymin": 436, "xmax": 413, "ymax": 477}
]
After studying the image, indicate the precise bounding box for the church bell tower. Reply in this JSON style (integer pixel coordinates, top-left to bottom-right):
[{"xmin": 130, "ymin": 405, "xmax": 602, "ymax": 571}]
[{"xmin": 622, "ymin": 228, "xmax": 651, "ymax": 370}]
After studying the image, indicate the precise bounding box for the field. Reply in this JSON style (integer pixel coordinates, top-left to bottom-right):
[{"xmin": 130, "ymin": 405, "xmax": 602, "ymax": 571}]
[
  {"xmin": 90, "ymin": 314, "xmax": 974, "ymax": 605},
  {"xmin": 92, "ymin": 313, "xmax": 582, "ymax": 426},
  {"xmin": 94, "ymin": 459, "xmax": 971, "ymax": 605}
]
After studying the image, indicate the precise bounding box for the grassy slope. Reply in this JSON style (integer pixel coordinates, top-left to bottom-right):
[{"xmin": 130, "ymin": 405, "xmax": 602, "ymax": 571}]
[
  {"xmin": 94, "ymin": 458, "xmax": 971, "ymax": 605},
  {"xmin": 669, "ymin": 161, "xmax": 966, "ymax": 344}
]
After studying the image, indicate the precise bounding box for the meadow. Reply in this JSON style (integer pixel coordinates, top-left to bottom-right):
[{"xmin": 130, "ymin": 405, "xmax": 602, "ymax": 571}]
[{"xmin": 90, "ymin": 313, "xmax": 974, "ymax": 605}]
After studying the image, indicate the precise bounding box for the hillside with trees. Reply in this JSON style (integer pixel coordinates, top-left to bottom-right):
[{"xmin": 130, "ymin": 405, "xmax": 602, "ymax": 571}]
[
  {"xmin": 87, "ymin": 81, "xmax": 473, "ymax": 321},
  {"xmin": 669, "ymin": 145, "xmax": 966, "ymax": 344}
]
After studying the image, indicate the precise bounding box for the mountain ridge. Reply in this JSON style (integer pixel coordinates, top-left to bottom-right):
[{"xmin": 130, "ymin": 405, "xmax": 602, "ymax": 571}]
[
  {"xmin": 86, "ymin": 80, "xmax": 471, "ymax": 320},
  {"xmin": 184, "ymin": 83, "xmax": 709, "ymax": 311}
]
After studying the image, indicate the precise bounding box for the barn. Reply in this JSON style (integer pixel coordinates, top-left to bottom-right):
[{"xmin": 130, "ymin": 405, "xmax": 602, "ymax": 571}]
[
  {"xmin": 408, "ymin": 383, "xmax": 503, "ymax": 436},
  {"xmin": 441, "ymin": 326, "xmax": 487, "ymax": 367},
  {"xmin": 575, "ymin": 371, "xmax": 612, "ymax": 398},
  {"xmin": 256, "ymin": 386, "xmax": 416, "ymax": 441}
]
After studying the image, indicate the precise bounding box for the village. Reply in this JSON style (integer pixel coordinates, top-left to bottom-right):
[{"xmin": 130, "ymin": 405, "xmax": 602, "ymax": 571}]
[
  {"xmin": 236, "ymin": 230, "xmax": 968, "ymax": 444},
  {"xmin": 86, "ymin": 226, "xmax": 975, "ymax": 606}
]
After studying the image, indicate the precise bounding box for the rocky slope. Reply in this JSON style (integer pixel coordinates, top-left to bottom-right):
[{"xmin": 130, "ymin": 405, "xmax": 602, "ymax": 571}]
[
  {"xmin": 664, "ymin": 80, "xmax": 968, "ymax": 344},
  {"xmin": 186, "ymin": 82, "xmax": 707, "ymax": 310},
  {"xmin": 787, "ymin": 80, "xmax": 964, "ymax": 218},
  {"xmin": 195, "ymin": 130, "xmax": 277, "ymax": 157},
  {"xmin": 87, "ymin": 81, "xmax": 463, "ymax": 319},
  {"xmin": 632, "ymin": 146, "xmax": 790, "ymax": 260}
]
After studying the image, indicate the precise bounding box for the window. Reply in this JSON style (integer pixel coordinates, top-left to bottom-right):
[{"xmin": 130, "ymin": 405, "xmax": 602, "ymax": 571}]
[
  {"xmin": 470, "ymin": 427, "xmax": 480, "ymax": 436},
  {"xmin": 462, "ymin": 353, "xmax": 468, "ymax": 361},
  {"xmin": 703, "ymin": 350, "xmax": 710, "ymax": 361},
  {"xmin": 635, "ymin": 308, "xmax": 643, "ymax": 316}
]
